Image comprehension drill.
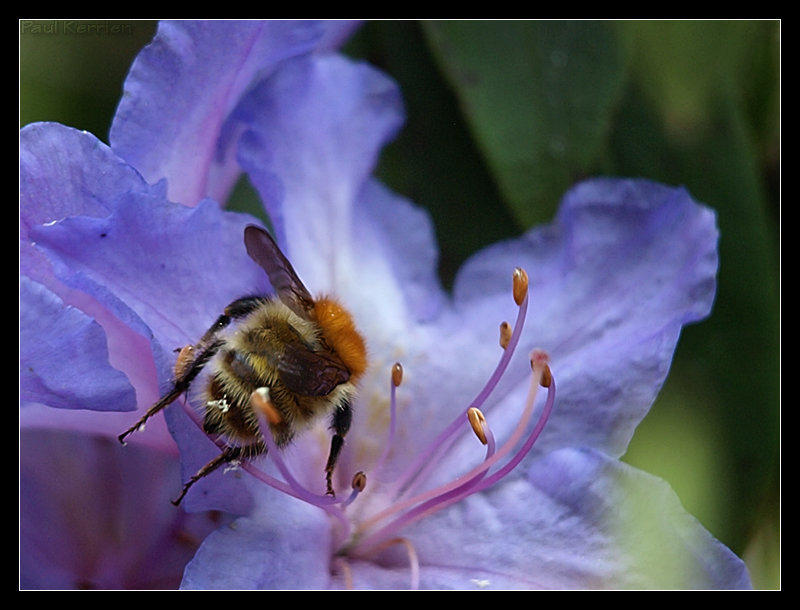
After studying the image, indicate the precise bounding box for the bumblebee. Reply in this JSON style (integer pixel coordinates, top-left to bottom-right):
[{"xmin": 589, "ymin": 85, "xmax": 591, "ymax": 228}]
[{"xmin": 119, "ymin": 225, "xmax": 367, "ymax": 505}]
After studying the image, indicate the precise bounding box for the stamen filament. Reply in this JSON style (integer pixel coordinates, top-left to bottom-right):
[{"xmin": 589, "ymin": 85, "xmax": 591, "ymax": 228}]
[
  {"xmin": 374, "ymin": 363, "xmax": 402, "ymax": 473},
  {"xmin": 357, "ymin": 350, "xmax": 546, "ymax": 537},
  {"xmin": 464, "ymin": 373, "xmax": 554, "ymax": 495},
  {"xmin": 249, "ymin": 409, "xmax": 359, "ymax": 545},
  {"xmin": 365, "ymin": 537, "xmax": 420, "ymax": 590},
  {"xmin": 392, "ymin": 289, "xmax": 529, "ymax": 498},
  {"xmin": 353, "ymin": 360, "xmax": 555, "ymax": 555},
  {"xmin": 251, "ymin": 412, "xmax": 340, "ymax": 507}
]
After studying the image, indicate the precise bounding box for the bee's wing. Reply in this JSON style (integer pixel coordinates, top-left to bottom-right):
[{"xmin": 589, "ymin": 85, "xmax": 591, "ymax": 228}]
[
  {"xmin": 244, "ymin": 225, "xmax": 316, "ymax": 320},
  {"xmin": 276, "ymin": 340, "xmax": 351, "ymax": 396}
]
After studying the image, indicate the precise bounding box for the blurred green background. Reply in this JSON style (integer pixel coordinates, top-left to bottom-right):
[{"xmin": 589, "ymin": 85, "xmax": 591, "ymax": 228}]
[{"xmin": 20, "ymin": 20, "xmax": 779, "ymax": 588}]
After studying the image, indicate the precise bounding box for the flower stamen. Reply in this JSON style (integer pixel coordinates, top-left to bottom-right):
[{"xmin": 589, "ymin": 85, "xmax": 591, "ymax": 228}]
[
  {"xmin": 249, "ymin": 386, "xmax": 281, "ymax": 425},
  {"xmin": 375, "ymin": 363, "xmax": 402, "ymax": 473},
  {"xmin": 352, "ymin": 471, "xmax": 368, "ymax": 492},
  {"xmin": 337, "ymin": 472, "xmax": 367, "ymax": 509},
  {"xmin": 467, "ymin": 407, "xmax": 489, "ymax": 446},
  {"xmin": 391, "ymin": 267, "xmax": 530, "ymax": 498},
  {"xmin": 352, "ymin": 348, "xmax": 554, "ymax": 554},
  {"xmin": 347, "ymin": 267, "xmax": 558, "ymax": 562},
  {"xmin": 176, "ymin": 263, "xmax": 553, "ymax": 589},
  {"xmin": 512, "ymin": 267, "xmax": 528, "ymax": 306},
  {"xmin": 366, "ymin": 537, "xmax": 420, "ymax": 590}
]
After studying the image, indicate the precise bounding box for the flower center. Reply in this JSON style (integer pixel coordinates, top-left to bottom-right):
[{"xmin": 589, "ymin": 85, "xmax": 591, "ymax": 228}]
[{"xmin": 237, "ymin": 265, "xmax": 556, "ymax": 588}]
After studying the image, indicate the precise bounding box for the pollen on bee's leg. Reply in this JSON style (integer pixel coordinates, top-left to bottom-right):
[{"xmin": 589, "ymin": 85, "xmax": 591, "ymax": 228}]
[
  {"xmin": 173, "ymin": 345, "xmax": 195, "ymax": 379},
  {"xmin": 250, "ymin": 387, "xmax": 281, "ymax": 425}
]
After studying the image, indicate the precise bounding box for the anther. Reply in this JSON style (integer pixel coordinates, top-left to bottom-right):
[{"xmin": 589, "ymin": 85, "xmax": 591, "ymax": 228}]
[
  {"xmin": 392, "ymin": 362, "xmax": 403, "ymax": 387},
  {"xmin": 499, "ymin": 321, "xmax": 512, "ymax": 349},
  {"xmin": 512, "ymin": 267, "xmax": 529, "ymax": 306},
  {"xmin": 250, "ymin": 387, "xmax": 282, "ymax": 425},
  {"xmin": 352, "ymin": 471, "xmax": 367, "ymax": 492},
  {"xmin": 467, "ymin": 407, "xmax": 488, "ymax": 445},
  {"xmin": 540, "ymin": 364, "xmax": 553, "ymax": 388}
]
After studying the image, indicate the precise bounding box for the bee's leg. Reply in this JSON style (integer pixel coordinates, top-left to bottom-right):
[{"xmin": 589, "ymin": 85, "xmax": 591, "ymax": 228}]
[
  {"xmin": 118, "ymin": 296, "xmax": 269, "ymax": 445},
  {"xmin": 223, "ymin": 295, "xmax": 269, "ymax": 318},
  {"xmin": 119, "ymin": 307, "xmax": 245, "ymax": 444},
  {"xmin": 171, "ymin": 442, "xmax": 265, "ymax": 506},
  {"xmin": 325, "ymin": 400, "xmax": 353, "ymax": 496},
  {"xmin": 118, "ymin": 335, "xmax": 224, "ymax": 444}
]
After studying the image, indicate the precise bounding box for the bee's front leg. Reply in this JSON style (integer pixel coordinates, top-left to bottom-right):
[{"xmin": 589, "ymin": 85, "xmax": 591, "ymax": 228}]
[{"xmin": 118, "ymin": 296, "xmax": 267, "ymax": 445}]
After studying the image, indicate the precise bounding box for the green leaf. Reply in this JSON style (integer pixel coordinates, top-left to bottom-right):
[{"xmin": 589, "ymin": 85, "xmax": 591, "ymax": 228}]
[
  {"xmin": 612, "ymin": 21, "xmax": 779, "ymax": 568},
  {"xmin": 422, "ymin": 20, "xmax": 630, "ymax": 226}
]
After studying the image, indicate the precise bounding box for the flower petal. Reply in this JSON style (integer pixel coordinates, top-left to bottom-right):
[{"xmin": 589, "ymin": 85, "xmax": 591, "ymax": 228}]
[
  {"xmin": 20, "ymin": 276, "xmax": 136, "ymax": 413},
  {"xmin": 389, "ymin": 447, "xmax": 750, "ymax": 589},
  {"xmin": 450, "ymin": 178, "xmax": 720, "ymax": 459},
  {"xmin": 110, "ymin": 20, "xmax": 350, "ymax": 207},
  {"xmin": 20, "ymin": 428, "xmax": 220, "ymax": 589},
  {"xmin": 30, "ymin": 194, "xmax": 265, "ymax": 363},
  {"xmin": 20, "ymin": 122, "xmax": 149, "ymax": 235},
  {"xmin": 181, "ymin": 491, "xmax": 332, "ymax": 589},
  {"xmin": 234, "ymin": 54, "xmax": 405, "ymax": 286}
]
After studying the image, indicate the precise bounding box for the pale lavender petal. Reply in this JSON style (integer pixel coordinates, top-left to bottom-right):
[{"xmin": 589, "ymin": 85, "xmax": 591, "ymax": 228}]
[
  {"xmin": 181, "ymin": 492, "xmax": 332, "ymax": 589},
  {"xmin": 110, "ymin": 20, "xmax": 348, "ymax": 207},
  {"xmin": 350, "ymin": 179, "xmax": 444, "ymax": 325},
  {"xmin": 20, "ymin": 276, "xmax": 135, "ymax": 413},
  {"xmin": 20, "ymin": 122, "xmax": 151, "ymax": 295},
  {"xmin": 351, "ymin": 179, "xmax": 719, "ymax": 494},
  {"xmin": 21, "ymin": 123, "xmax": 167, "ymax": 440},
  {"xmin": 20, "ymin": 428, "xmax": 220, "ymax": 590},
  {"xmin": 389, "ymin": 448, "xmax": 750, "ymax": 589},
  {"xmin": 446, "ymin": 178, "xmax": 719, "ymax": 460},
  {"xmin": 234, "ymin": 54, "xmax": 405, "ymax": 283},
  {"xmin": 21, "ymin": 122, "xmax": 273, "ymax": 451},
  {"xmin": 29, "ymin": 195, "xmax": 266, "ymax": 362},
  {"xmin": 20, "ymin": 122, "xmax": 149, "ymax": 234}
]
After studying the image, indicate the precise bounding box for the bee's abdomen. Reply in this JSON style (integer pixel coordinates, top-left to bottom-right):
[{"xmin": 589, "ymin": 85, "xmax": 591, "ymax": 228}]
[{"xmin": 202, "ymin": 347, "xmax": 316, "ymax": 448}]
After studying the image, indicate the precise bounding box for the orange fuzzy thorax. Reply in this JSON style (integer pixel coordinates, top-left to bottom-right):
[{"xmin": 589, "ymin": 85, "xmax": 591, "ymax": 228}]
[{"xmin": 313, "ymin": 296, "xmax": 368, "ymax": 381}]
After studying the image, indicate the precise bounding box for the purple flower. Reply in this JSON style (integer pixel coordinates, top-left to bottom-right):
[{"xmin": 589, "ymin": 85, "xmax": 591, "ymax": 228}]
[{"xmin": 20, "ymin": 20, "xmax": 751, "ymax": 589}]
